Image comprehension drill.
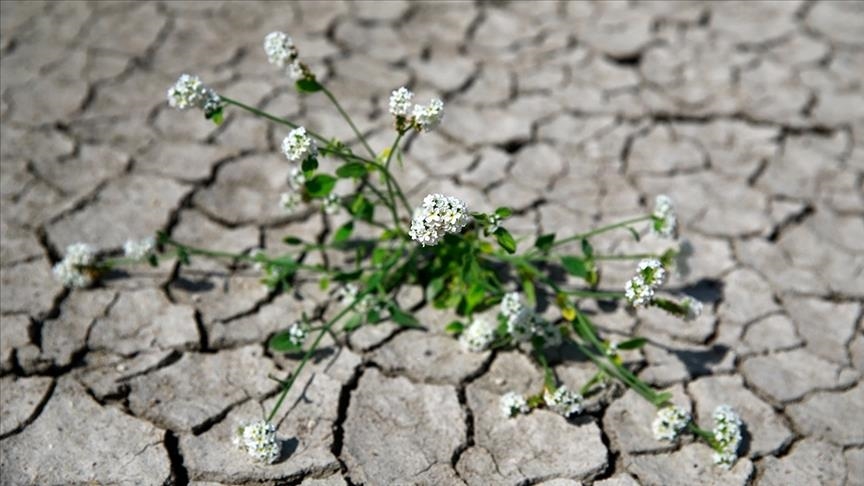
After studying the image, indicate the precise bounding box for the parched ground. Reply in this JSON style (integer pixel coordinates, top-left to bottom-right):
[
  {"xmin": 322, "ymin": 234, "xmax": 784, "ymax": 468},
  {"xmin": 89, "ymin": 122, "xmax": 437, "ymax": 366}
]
[{"xmin": 1, "ymin": 1, "xmax": 862, "ymax": 485}]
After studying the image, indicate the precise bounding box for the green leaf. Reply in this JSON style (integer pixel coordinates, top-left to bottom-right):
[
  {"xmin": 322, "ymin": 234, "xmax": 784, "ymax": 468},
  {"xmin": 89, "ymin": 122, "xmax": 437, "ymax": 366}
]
[
  {"xmin": 209, "ymin": 108, "xmax": 224, "ymax": 125},
  {"xmin": 428, "ymin": 277, "xmax": 445, "ymax": 300},
  {"xmin": 343, "ymin": 314, "xmax": 363, "ymax": 331},
  {"xmin": 534, "ymin": 234, "xmax": 555, "ymax": 252},
  {"xmin": 334, "ymin": 270, "xmax": 362, "ymax": 282},
  {"xmin": 177, "ymin": 247, "xmax": 190, "ymax": 265},
  {"xmin": 522, "ymin": 278, "xmax": 536, "ymax": 307},
  {"xmin": 464, "ymin": 284, "xmax": 485, "ymax": 314},
  {"xmin": 390, "ymin": 305, "xmax": 421, "ymax": 328},
  {"xmin": 282, "ymin": 236, "xmax": 304, "ymax": 245},
  {"xmin": 561, "ymin": 255, "xmax": 588, "ymax": 278},
  {"xmin": 349, "ymin": 195, "xmax": 374, "ymax": 222},
  {"xmin": 301, "ymin": 156, "xmax": 318, "ymax": 173},
  {"xmin": 494, "ymin": 207, "xmax": 513, "ymax": 218},
  {"xmin": 627, "ymin": 226, "xmax": 641, "ymax": 241},
  {"xmin": 444, "ymin": 321, "xmax": 465, "ymax": 335},
  {"xmin": 581, "ymin": 238, "xmax": 594, "ymax": 259},
  {"xmin": 269, "ymin": 332, "xmax": 301, "ymax": 352},
  {"xmin": 336, "ymin": 162, "xmax": 367, "ymax": 178},
  {"xmin": 304, "ymin": 174, "xmax": 337, "ymax": 197},
  {"xmin": 616, "ymin": 337, "xmax": 647, "ymax": 350},
  {"xmin": 295, "ymin": 78, "xmax": 323, "ymax": 93},
  {"xmin": 332, "ymin": 221, "xmax": 354, "ymax": 243},
  {"xmin": 494, "ymin": 227, "xmax": 517, "ymax": 254},
  {"xmin": 156, "ymin": 231, "xmax": 169, "ymax": 245}
]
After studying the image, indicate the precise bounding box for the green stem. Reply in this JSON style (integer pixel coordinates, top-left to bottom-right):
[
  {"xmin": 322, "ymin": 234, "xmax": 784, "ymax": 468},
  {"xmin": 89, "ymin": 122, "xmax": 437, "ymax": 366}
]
[
  {"xmin": 688, "ymin": 422, "xmax": 719, "ymax": 449},
  {"xmin": 161, "ymin": 238, "xmax": 325, "ymax": 273},
  {"xmin": 594, "ymin": 253, "xmax": 657, "ymax": 261},
  {"xmin": 551, "ymin": 215, "xmax": 652, "ymax": 250},
  {"xmin": 221, "ymin": 96, "xmax": 325, "ymax": 143},
  {"xmin": 321, "ymin": 86, "xmax": 376, "ymax": 159},
  {"xmin": 580, "ymin": 370, "xmax": 606, "ymax": 396},
  {"xmin": 535, "ymin": 351, "xmax": 556, "ymax": 390},
  {"xmin": 266, "ymin": 296, "xmax": 362, "ymax": 422}
]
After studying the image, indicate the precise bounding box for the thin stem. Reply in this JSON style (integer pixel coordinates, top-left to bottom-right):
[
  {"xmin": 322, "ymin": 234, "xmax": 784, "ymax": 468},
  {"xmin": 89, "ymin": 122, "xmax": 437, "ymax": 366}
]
[
  {"xmin": 221, "ymin": 96, "xmax": 326, "ymax": 142},
  {"xmin": 551, "ymin": 215, "xmax": 652, "ymax": 249},
  {"xmin": 560, "ymin": 289, "xmax": 626, "ymax": 299},
  {"xmin": 594, "ymin": 253, "xmax": 658, "ymax": 261},
  {"xmin": 382, "ymin": 131, "xmax": 405, "ymax": 229},
  {"xmin": 266, "ymin": 296, "xmax": 362, "ymax": 422},
  {"xmin": 161, "ymin": 237, "xmax": 325, "ymax": 273},
  {"xmin": 321, "ymin": 86, "xmax": 376, "ymax": 159},
  {"xmin": 688, "ymin": 422, "xmax": 718, "ymax": 448},
  {"xmin": 579, "ymin": 370, "xmax": 606, "ymax": 396}
]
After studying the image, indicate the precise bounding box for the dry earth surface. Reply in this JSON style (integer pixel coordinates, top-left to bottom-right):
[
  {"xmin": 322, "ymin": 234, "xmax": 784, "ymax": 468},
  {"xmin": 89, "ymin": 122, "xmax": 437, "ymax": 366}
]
[{"xmin": 1, "ymin": 1, "xmax": 863, "ymax": 485}]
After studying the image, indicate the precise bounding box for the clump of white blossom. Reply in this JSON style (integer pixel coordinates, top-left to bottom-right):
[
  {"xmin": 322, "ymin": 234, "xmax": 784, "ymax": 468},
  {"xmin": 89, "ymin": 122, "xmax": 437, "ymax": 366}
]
[
  {"xmin": 336, "ymin": 284, "xmax": 380, "ymax": 316},
  {"xmin": 652, "ymin": 405, "xmax": 691, "ymax": 441},
  {"xmin": 323, "ymin": 193, "xmax": 341, "ymax": 215},
  {"xmin": 263, "ymin": 31, "xmax": 304, "ymax": 80},
  {"xmin": 499, "ymin": 292, "xmax": 561, "ymax": 347},
  {"xmin": 460, "ymin": 317, "xmax": 497, "ymax": 352},
  {"xmin": 280, "ymin": 191, "xmax": 302, "ymax": 214},
  {"xmin": 681, "ymin": 296, "xmax": 703, "ymax": 321},
  {"xmin": 408, "ymin": 194, "xmax": 471, "ymax": 246},
  {"xmin": 387, "ymin": 87, "xmax": 444, "ymax": 132},
  {"xmin": 53, "ymin": 243, "xmax": 96, "ymax": 288},
  {"xmin": 281, "ymin": 127, "xmax": 317, "ymax": 162},
  {"xmin": 500, "ymin": 391, "xmax": 529, "ymax": 418},
  {"xmin": 625, "ymin": 258, "xmax": 666, "ymax": 308},
  {"xmin": 167, "ymin": 74, "xmax": 220, "ymax": 116},
  {"xmin": 123, "ymin": 237, "xmax": 155, "ymax": 262},
  {"xmin": 652, "ymin": 195, "xmax": 677, "ymax": 239},
  {"xmin": 544, "ymin": 386, "xmax": 583, "ymax": 418},
  {"xmin": 286, "ymin": 321, "xmax": 309, "ymax": 347},
  {"xmin": 232, "ymin": 420, "xmax": 281, "ymax": 464},
  {"xmin": 288, "ymin": 167, "xmax": 306, "ymax": 190},
  {"xmin": 712, "ymin": 405, "xmax": 743, "ymax": 468}
]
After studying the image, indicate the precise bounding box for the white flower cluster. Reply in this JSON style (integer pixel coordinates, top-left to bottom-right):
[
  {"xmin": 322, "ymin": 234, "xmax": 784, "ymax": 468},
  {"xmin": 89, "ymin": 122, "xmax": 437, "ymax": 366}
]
[
  {"xmin": 712, "ymin": 404, "xmax": 743, "ymax": 468},
  {"xmin": 652, "ymin": 195, "xmax": 677, "ymax": 239},
  {"xmin": 167, "ymin": 74, "xmax": 220, "ymax": 115},
  {"xmin": 280, "ymin": 191, "xmax": 302, "ymax": 214},
  {"xmin": 500, "ymin": 391, "xmax": 529, "ymax": 418},
  {"xmin": 232, "ymin": 420, "xmax": 281, "ymax": 464},
  {"xmin": 123, "ymin": 237, "xmax": 155, "ymax": 262},
  {"xmin": 264, "ymin": 31, "xmax": 304, "ymax": 80},
  {"xmin": 53, "ymin": 243, "xmax": 96, "ymax": 288},
  {"xmin": 625, "ymin": 258, "xmax": 667, "ymax": 308},
  {"xmin": 652, "ymin": 405, "xmax": 691, "ymax": 441},
  {"xmin": 323, "ymin": 193, "xmax": 341, "ymax": 215},
  {"xmin": 387, "ymin": 87, "xmax": 444, "ymax": 132},
  {"xmin": 287, "ymin": 321, "xmax": 309, "ymax": 347},
  {"xmin": 408, "ymin": 194, "xmax": 471, "ymax": 246},
  {"xmin": 499, "ymin": 292, "xmax": 561, "ymax": 347},
  {"xmin": 681, "ymin": 296, "xmax": 703, "ymax": 321},
  {"xmin": 281, "ymin": 127, "xmax": 317, "ymax": 162},
  {"xmin": 288, "ymin": 167, "xmax": 306, "ymax": 190},
  {"xmin": 543, "ymin": 386, "xmax": 583, "ymax": 418},
  {"xmin": 336, "ymin": 284, "xmax": 380, "ymax": 315},
  {"xmin": 460, "ymin": 317, "xmax": 497, "ymax": 352}
]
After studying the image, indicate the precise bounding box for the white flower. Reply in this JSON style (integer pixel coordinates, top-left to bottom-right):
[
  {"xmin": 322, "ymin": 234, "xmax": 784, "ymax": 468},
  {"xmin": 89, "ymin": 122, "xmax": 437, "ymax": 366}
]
[
  {"xmin": 652, "ymin": 406, "xmax": 691, "ymax": 441},
  {"xmin": 500, "ymin": 292, "xmax": 523, "ymax": 317},
  {"xmin": 336, "ymin": 283, "xmax": 359, "ymax": 306},
  {"xmin": 652, "ymin": 195, "xmax": 677, "ymax": 239},
  {"xmin": 280, "ymin": 191, "xmax": 302, "ymax": 213},
  {"xmin": 638, "ymin": 258, "xmax": 666, "ymax": 287},
  {"xmin": 536, "ymin": 318, "xmax": 562, "ymax": 348},
  {"xmin": 500, "ymin": 292, "xmax": 532, "ymax": 342},
  {"xmin": 288, "ymin": 167, "xmax": 306, "ymax": 190},
  {"xmin": 487, "ymin": 214, "xmax": 502, "ymax": 233},
  {"xmin": 287, "ymin": 321, "xmax": 309, "ymax": 347},
  {"xmin": 544, "ymin": 386, "xmax": 583, "ymax": 418},
  {"xmin": 251, "ymin": 249, "xmax": 267, "ymax": 272},
  {"xmin": 625, "ymin": 275, "xmax": 654, "ymax": 308},
  {"xmin": 681, "ymin": 296, "xmax": 703, "ymax": 321},
  {"xmin": 413, "ymin": 98, "xmax": 444, "ymax": 132},
  {"xmin": 287, "ymin": 60, "xmax": 304, "ymax": 80},
  {"xmin": 500, "ymin": 392, "xmax": 529, "ymax": 418},
  {"xmin": 167, "ymin": 74, "xmax": 220, "ymax": 114},
  {"xmin": 233, "ymin": 420, "xmax": 281, "ymax": 464},
  {"xmin": 712, "ymin": 404, "xmax": 743, "ymax": 468},
  {"xmin": 281, "ymin": 127, "xmax": 317, "ymax": 162},
  {"xmin": 264, "ymin": 31, "xmax": 296, "ymax": 68},
  {"xmin": 388, "ymin": 87, "xmax": 414, "ymax": 117},
  {"xmin": 53, "ymin": 243, "xmax": 96, "ymax": 288},
  {"xmin": 123, "ymin": 237, "xmax": 155, "ymax": 261},
  {"xmin": 323, "ymin": 193, "xmax": 340, "ymax": 215},
  {"xmin": 408, "ymin": 194, "xmax": 471, "ymax": 246},
  {"xmin": 460, "ymin": 317, "xmax": 496, "ymax": 352}
]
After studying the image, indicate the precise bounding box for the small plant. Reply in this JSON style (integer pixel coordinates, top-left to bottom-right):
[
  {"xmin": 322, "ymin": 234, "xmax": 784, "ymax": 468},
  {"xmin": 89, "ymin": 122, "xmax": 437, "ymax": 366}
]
[{"xmin": 56, "ymin": 31, "xmax": 743, "ymax": 468}]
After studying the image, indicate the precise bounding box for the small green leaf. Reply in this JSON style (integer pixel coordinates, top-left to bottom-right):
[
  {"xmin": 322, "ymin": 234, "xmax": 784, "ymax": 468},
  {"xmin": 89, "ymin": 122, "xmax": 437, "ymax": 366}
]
[
  {"xmin": 343, "ymin": 314, "xmax": 363, "ymax": 331},
  {"xmin": 522, "ymin": 278, "xmax": 536, "ymax": 307},
  {"xmin": 390, "ymin": 305, "xmax": 421, "ymax": 328},
  {"xmin": 349, "ymin": 194, "xmax": 374, "ymax": 222},
  {"xmin": 534, "ymin": 234, "xmax": 555, "ymax": 252},
  {"xmin": 282, "ymin": 236, "xmax": 304, "ymax": 245},
  {"xmin": 581, "ymin": 238, "xmax": 594, "ymax": 259},
  {"xmin": 304, "ymin": 174, "xmax": 337, "ymax": 197},
  {"xmin": 295, "ymin": 78, "xmax": 323, "ymax": 93},
  {"xmin": 336, "ymin": 162, "xmax": 367, "ymax": 178},
  {"xmin": 627, "ymin": 226, "xmax": 641, "ymax": 241},
  {"xmin": 269, "ymin": 332, "xmax": 301, "ymax": 352},
  {"xmin": 494, "ymin": 207, "xmax": 513, "ymax": 218},
  {"xmin": 561, "ymin": 255, "xmax": 588, "ymax": 278},
  {"xmin": 177, "ymin": 247, "xmax": 190, "ymax": 265},
  {"xmin": 334, "ymin": 270, "xmax": 362, "ymax": 282},
  {"xmin": 616, "ymin": 337, "xmax": 647, "ymax": 350},
  {"xmin": 319, "ymin": 277, "xmax": 329, "ymax": 290},
  {"xmin": 156, "ymin": 231, "xmax": 169, "ymax": 245},
  {"xmin": 445, "ymin": 321, "xmax": 465, "ymax": 335},
  {"xmin": 332, "ymin": 221, "xmax": 354, "ymax": 243},
  {"xmin": 428, "ymin": 277, "xmax": 445, "ymax": 300},
  {"xmin": 209, "ymin": 109, "xmax": 224, "ymax": 125},
  {"xmin": 147, "ymin": 254, "xmax": 159, "ymax": 268},
  {"xmin": 494, "ymin": 227, "xmax": 517, "ymax": 254},
  {"xmin": 301, "ymin": 156, "xmax": 318, "ymax": 173}
]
